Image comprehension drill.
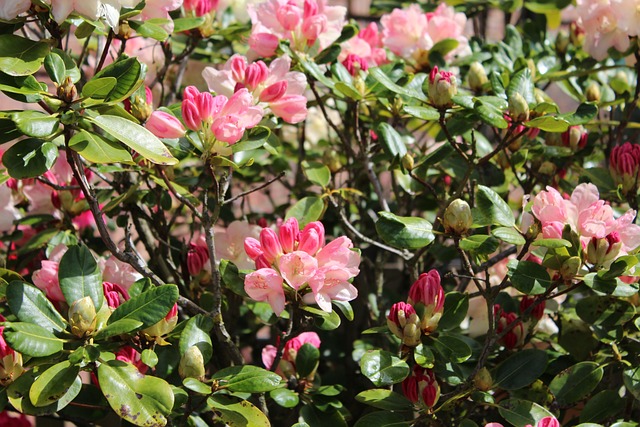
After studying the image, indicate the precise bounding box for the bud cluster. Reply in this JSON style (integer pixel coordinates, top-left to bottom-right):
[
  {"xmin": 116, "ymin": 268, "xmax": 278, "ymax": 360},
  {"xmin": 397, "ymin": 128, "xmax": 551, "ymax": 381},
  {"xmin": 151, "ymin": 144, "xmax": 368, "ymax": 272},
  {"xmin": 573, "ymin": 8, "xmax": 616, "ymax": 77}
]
[
  {"xmin": 402, "ymin": 365, "xmax": 440, "ymax": 409},
  {"xmin": 610, "ymin": 142, "xmax": 640, "ymax": 196}
]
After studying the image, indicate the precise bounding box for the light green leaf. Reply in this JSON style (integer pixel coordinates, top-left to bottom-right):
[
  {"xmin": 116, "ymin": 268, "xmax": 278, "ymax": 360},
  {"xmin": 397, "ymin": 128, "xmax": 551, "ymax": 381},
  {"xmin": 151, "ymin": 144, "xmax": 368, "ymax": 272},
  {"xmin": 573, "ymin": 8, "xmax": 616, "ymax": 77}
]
[
  {"xmin": 69, "ymin": 130, "xmax": 134, "ymax": 164},
  {"xmin": 179, "ymin": 315, "xmax": 213, "ymax": 363},
  {"xmin": 302, "ymin": 161, "xmax": 331, "ymax": 187},
  {"xmin": 44, "ymin": 52, "xmax": 66, "ymax": 84},
  {"xmin": 0, "ymin": 35, "xmax": 50, "ymax": 76},
  {"xmin": 207, "ymin": 395, "xmax": 270, "ymax": 427},
  {"xmin": 213, "ymin": 365, "xmax": 282, "ymax": 393},
  {"xmin": 11, "ymin": 111, "xmax": 59, "ymax": 138},
  {"xmin": 549, "ymin": 362, "xmax": 603, "ymax": 405},
  {"xmin": 376, "ymin": 212, "xmax": 434, "ymax": 249},
  {"xmin": 82, "ymin": 77, "xmax": 117, "ymax": 99},
  {"xmin": 403, "ymin": 105, "xmax": 439, "ymax": 121},
  {"xmin": 94, "ymin": 319, "xmax": 144, "ymax": 340},
  {"xmin": 6, "ymin": 281, "xmax": 67, "ymax": 333},
  {"xmin": 498, "ymin": 398, "xmax": 554, "ymax": 427},
  {"xmin": 29, "ymin": 360, "xmax": 80, "ymax": 407},
  {"xmin": 355, "ymin": 389, "xmax": 414, "ymax": 411},
  {"xmin": 285, "ymin": 196, "xmax": 325, "ymax": 227},
  {"xmin": 378, "ymin": 122, "xmax": 407, "ymax": 158},
  {"xmin": 108, "ymin": 285, "xmax": 179, "ymax": 328},
  {"xmin": 7, "ymin": 368, "xmax": 81, "ymax": 415},
  {"xmin": 2, "ymin": 138, "xmax": 58, "ymax": 179},
  {"xmin": 2, "ymin": 322, "xmax": 64, "ymax": 357},
  {"xmin": 59, "ymin": 245, "xmax": 104, "ymax": 310}
]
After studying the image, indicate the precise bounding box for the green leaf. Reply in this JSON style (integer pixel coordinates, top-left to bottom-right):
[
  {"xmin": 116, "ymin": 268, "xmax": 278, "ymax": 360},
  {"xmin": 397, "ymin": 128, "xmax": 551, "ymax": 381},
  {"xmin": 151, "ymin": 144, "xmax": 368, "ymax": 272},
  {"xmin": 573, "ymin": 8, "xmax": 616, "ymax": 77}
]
[
  {"xmin": 128, "ymin": 20, "xmax": 169, "ymax": 41},
  {"xmin": 11, "ymin": 111, "xmax": 59, "ymax": 138},
  {"xmin": 507, "ymin": 260, "xmax": 552, "ymax": 295},
  {"xmin": 549, "ymin": 362, "xmax": 603, "ymax": 405},
  {"xmin": 59, "ymin": 245, "xmax": 103, "ymax": 310},
  {"xmin": 333, "ymin": 300, "xmax": 354, "ymax": 321},
  {"xmin": 599, "ymin": 255, "xmax": 638, "ymax": 280},
  {"xmin": 580, "ymin": 390, "xmax": 625, "ymax": 423},
  {"xmin": 0, "ymin": 118, "xmax": 20, "ymax": 144},
  {"xmin": 414, "ymin": 343, "xmax": 435, "ymax": 368},
  {"xmin": 82, "ymin": 77, "xmax": 117, "ymax": 99},
  {"xmin": 498, "ymin": 398, "xmax": 554, "ymax": 427},
  {"xmin": 51, "ymin": 48, "xmax": 80, "ymax": 83},
  {"xmin": 369, "ymin": 67, "xmax": 427, "ymax": 102},
  {"xmin": 69, "ymin": 130, "xmax": 133, "ymax": 164},
  {"xmin": 6, "ymin": 281, "xmax": 67, "ymax": 333},
  {"xmin": 360, "ymin": 350, "xmax": 410, "ymax": 387},
  {"xmin": 2, "ymin": 138, "xmax": 58, "ymax": 179},
  {"xmin": 531, "ymin": 238, "xmax": 572, "ymax": 248},
  {"xmin": 98, "ymin": 360, "xmax": 174, "ymax": 427},
  {"xmin": 44, "ymin": 52, "xmax": 66, "ymax": 84},
  {"xmin": 296, "ymin": 343, "xmax": 320, "ymax": 378},
  {"xmin": 507, "ymin": 68, "xmax": 535, "ymax": 104},
  {"xmin": 575, "ymin": 296, "xmax": 635, "ymax": 327},
  {"xmin": 212, "ymin": 365, "xmax": 282, "ymax": 393},
  {"xmin": 269, "ymin": 388, "xmax": 299, "ymax": 408},
  {"xmin": 439, "ymin": 292, "xmax": 469, "ymax": 330},
  {"xmin": 565, "ymin": 103, "xmax": 598, "ymax": 126},
  {"xmin": 179, "ymin": 315, "xmax": 213, "ymax": 364},
  {"xmin": 91, "ymin": 57, "xmax": 142, "ymax": 103},
  {"xmin": 2, "ymin": 322, "xmax": 64, "ymax": 357},
  {"xmin": 353, "ymin": 411, "xmax": 412, "ymax": 427},
  {"xmin": 91, "ymin": 115, "xmax": 178, "ymax": 165},
  {"xmin": 432, "ymin": 334, "xmax": 472, "ymax": 363},
  {"xmin": 207, "ymin": 395, "xmax": 270, "ymax": 427},
  {"xmin": 94, "ymin": 318, "xmax": 144, "ymax": 340},
  {"xmin": 474, "ymin": 185, "xmax": 515, "ymax": 227},
  {"xmin": 494, "ymin": 349, "xmax": 548, "ymax": 390},
  {"xmin": 355, "ymin": 389, "xmax": 414, "ymax": 411},
  {"xmin": 8, "ymin": 368, "xmax": 81, "ymax": 416},
  {"xmin": 623, "ymin": 366, "xmax": 640, "ymax": 401},
  {"xmin": 108, "ymin": 285, "xmax": 179, "ymax": 328},
  {"xmin": 525, "ymin": 115, "xmax": 569, "ymax": 132},
  {"xmin": 29, "ymin": 360, "xmax": 79, "ymax": 407},
  {"xmin": 285, "ymin": 196, "xmax": 325, "ymax": 227},
  {"xmin": 335, "ymin": 81, "xmax": 362, "ymax": 100},
  {"xmin": 183, "ymin": 378, "xmax": 212, "ymax": 394},
  {"xmin": 475, "ymin": 100, "xmax": 508, "ymax": 129},
  {"xmin": 460, "ymin": 235, "xmax": 500, "ymax": 254},
  {"xmin": 0, "ymin": 35, "xmax": 50, "ymax": 76},
  {"xmin": 403, "ymin": 105, "xmax": 439, "ymax": 121},
  {"xmin": 300, "ymin": 403, "xmax": 347, "ymax": 427},
  {"xmin": 172, "ymin": 17, "xmax": 205, "ymax": 32},
  {"xmin": 376, "ymin": 212, "xmax": 434, "ymax": 249},
  {"xmin": 302, "ymin": 161, "xmax": 331, "ymax": 187},
  {"xmin": 378, "ymin": 122, "xmax": 407, "ymax": 158},
  {"xmin": 232, "ymin": 126, "xmax": 271, "ymax": 153}
]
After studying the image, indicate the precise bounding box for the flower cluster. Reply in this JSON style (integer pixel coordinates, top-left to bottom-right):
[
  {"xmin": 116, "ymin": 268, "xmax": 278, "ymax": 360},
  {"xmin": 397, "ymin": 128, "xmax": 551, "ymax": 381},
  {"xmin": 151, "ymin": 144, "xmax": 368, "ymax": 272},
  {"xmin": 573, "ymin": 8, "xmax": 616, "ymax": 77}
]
[
  {"xmin": 402, "ymin": 365, "xmax": 440, "ymax": 409},
  {"xmin": 387, "ymin": 270, "xmax": 445, "ymax": 348},
  {"xmin": 610, "ymin": 142, "xmax": 640, "ymax": 196},
  {"xmin": 243, "ymin": 218, "xmax": 360, "ymax": 315},
  {"xmin": 494, "ymin": 305, "xmax": 525, "ymax": 349},
  {"xmin": 262, "ymin": 331, "xmax": 321, "ymax": 380},
  {"xmin": 247, "ymin": 0, "xmax": 346, "ymax": 58},
  {"xmin": 575, "ymin": 0, "xmax": 640, "ymax": 60},
  {"xmin": 203, "ymin": 54, "xmax": 308, "ymax": 124},
  {"xmin": 381, "ymin": 3, "xmax": 469, "ymax": 68},
  {"xmin": 338, "ymin": 23, "xmax": 387, "ymax": 75}
]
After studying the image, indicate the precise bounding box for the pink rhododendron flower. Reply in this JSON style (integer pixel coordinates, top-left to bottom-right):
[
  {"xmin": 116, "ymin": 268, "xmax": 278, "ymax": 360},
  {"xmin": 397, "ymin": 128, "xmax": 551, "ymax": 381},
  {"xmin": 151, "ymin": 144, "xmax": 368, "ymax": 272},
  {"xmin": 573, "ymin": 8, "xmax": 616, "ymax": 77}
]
[
  {"xmin": 116, "ymin": 346, "xmax": 148, "ymax": 374},
  {"xmin": 214, "ymin": 220, "xmax": 262, "ymax": 270},
  {"xmin": 99, "ymin": 255, "xmax": 142, "ymax": 291},
  {"xmin": 575, "ymin": 0, "xmax": 638, "ymax": 60},
  {"xmin": 381, "ymin": 3, "xmax": 469, "ymax": 66},
  {"xmin": 339, "ymin": 22, "xmax": 387, "ymax": 73},
  {"xmin": 0, "ymin": 410, "xmax": 32, "ymax": 427},
  {"xmin": 203, "ymin": 54, "xmax": 307, "ymax": 123},
  {"xmin": 610, "ymin": 142, "xmax": 640, "ymax": 195},
  {"xmin": 103, "ymin": 282, "xmax": 130, "ymax": 309},
  {"xmin": 244, "ymin": 268, "xmax": 286, "ymax": 315},
  {"xmin": 247, "ymin": 0, "xmax": 346, "ymax": 58},
  {"xmin": 184, "ymin": 0, "xmax": 218, "ymax": 16},
  {"xmin": 31, "ymin": 244, "xmax": 68, "ymax": 304},
  {"xmin": 485, "ymin": 416, "xmax": 560, "ymax": 427},
  {"xmin": 262, "ymin": 331, "xmax": 321, "ymax": 378},
  {"xmin": 0, "ymin": 0, "xmax": 31, "ymax": 20},
  {"xmin": 244, "ymin": 218, "xmax": 360, "ymax": 314},
  {"xmin": 0, "ymin": 185, "xmax": 20, "ymax": 233}
]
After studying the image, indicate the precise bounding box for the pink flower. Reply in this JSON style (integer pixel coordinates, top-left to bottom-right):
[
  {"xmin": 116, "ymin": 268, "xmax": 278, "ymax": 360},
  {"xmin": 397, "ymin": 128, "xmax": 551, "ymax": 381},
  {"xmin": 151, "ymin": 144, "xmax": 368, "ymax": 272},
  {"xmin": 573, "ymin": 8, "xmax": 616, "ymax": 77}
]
[
  {"xmin": 145, "ymin": 111, "xmax": 186, "ymax": 139},
  {"xmin": 99, "ymin": 256, "xmax": 142, "ymax": 291},
  {"xmin": 407, "ymin": 270, "xmax": 445, "ymax": 333},
  {"xmin": 214, "ymin": 220, "xmax": 262, "ymax": 270},
  {"xmin": 184, "ymin": 0, "xmax": 218, "ymax": 16},
  {"xmin": 575, "ymin": 0, "xmax": 634, "ymax": 60},
  {"xmin": 116, "ymin": 346, "xmax": 148, "ymax": 374},
  {"xmin": 244, "ymin": 268, "xmax": 286, "ymax": 315},
  {"xmin": 103, "ymin": 282, "xmax": 130, "ymax": 309},
  {"xmin": 0, "ymin": 0, "xmax": 31, "ymax": 20},
  {"xmin": 262, "ymin": 331, "xmax": 321, "ymax": 378},
  {"xmin": 247, "ymin": 0, "xmax": 346, "ymax": 57},
  {"xmin": 202, "ymin": 54, "xmax": 308, "ymax": 123},
  {"xmin": 32, "ymin": 260, "xmax": 64, "ymax": 303},
  {"xmin": 387, "ymin": 301, "xmax": 421, "ymax": 347},
  {"xmin": 133, "ymin": 0, "xmax": 183, "ymax": 33},
  {"xmin": 537, "ymin": 416, "xmax": 560, "ymax": 427},
  {"xmin": 610, "ymin": 142, "xmax": 640, "ymax": 195},
  {"xmin": 278, "ymin": 251, "xmax": 318, "ymax": 290},
  {"xmin": 339, "ymin": 22, "xmax": 387, "ymax": 73},
  {"xmin": 531, "ymin": 186, "xmax": 568, "ymax": 226}
]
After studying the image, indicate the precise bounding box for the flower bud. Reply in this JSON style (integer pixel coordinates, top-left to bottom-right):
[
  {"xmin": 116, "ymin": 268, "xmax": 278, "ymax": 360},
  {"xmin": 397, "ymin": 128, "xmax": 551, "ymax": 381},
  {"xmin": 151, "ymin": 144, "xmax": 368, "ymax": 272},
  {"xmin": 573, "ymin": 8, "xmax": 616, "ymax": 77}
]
[
  {"xmin": 260, "ymin": 81, "xmax": 288, "ymax": 103},
  {"xmin": 302, "ymin": 14, "xmax": 327, "ymax": 44},
  {"xmin": 585, "ymin": 82, "xmax": 601, "ymax": 102},
  {"xmin": 401, "ymin": 153, "xmax": 414, "ymax": 171},
  {"xmin": 555, "ymin": 31, "xmax": 569, "ymax": 55},
  {"xmin": 508, "ymin": 92, "xmax": 529, "ymax": 122},
  {"xmin": 260, "ymin": 227, "xmax": 283, "ymax": 263},
  {"xmin": 387, "ymin": 302, "xmax": 421, "ymax": 347},
  {"xmin": 468, "ymin": 62, "xmax": 488, "ymax": 92},
  {"xmin": 57, "ymin": 76, "xmax": 77, "ymax": 103},
  {"xmin": 402, "ymin": 366, "xmax": 440, "ymax": 409},
  {"xmin": 570, "ymin": 21, "xmax": 584, "ymax": 47},
  {"xmin": 473, "ymin": 367, "xmax": 493, "ymax": 391},
  {"xmin": 322, "ymin": 149, "xmax": 342, "ymax": 173},
  {"xmin": 343, "ymin": 54, "xmax": 368, "ymax": 76},
  {"xmin": 408, "ymin": 270, "xmax": 445, "ymax": 334},
  {"xmin": 182, "ymin": 99, "xmax": 201, "ymax": 131},
  {"xmin": 143, "ymin": 304, "xmax": 178, "ymax": 340},
  {"xmin": 244, "ymin": 237, "xmax": 263, "ymax": 261},
  {"xmin": 494, "ymin": 306, "xmax": 524, "ymax": 349},
  {"xmin": 126, "ymin": 87, "xmax": 154, "ymax": 122},
  {"xmin": 298, "ymin": 222, "xmax": 325, "ymax": 255},
  {"xmin": 279, "ymin": 218, "xmax": 300, "ymax": 254},
  {"xmin": 69, "ymin": 296, "xmax": 97, "ymax": 338},
  {"xmin": 145, "ymin": 111, "xmax": 186, "ymax": 139},
  {"xmin": 560, "ymin": 256, "xmax": 582, "ymax": 280},
  {"xmin": 519, "ymin": 296, "xmax": 544, "ymax": 321},
  {"xmin": 586, "ymin": 232, "xmax": 622, "ymax": 267},
  {"xmin": 428, "ymin": 66, "xmax": 457, "ymax": 109},
  {"xmin": 244, "ymin": 62, "xmax": 269, "ymax": 90},
  {"xmin": 561, "ymin": 125, "xmax": 588, "ymax": 150},
  {"xmin": 179, "ymin": 346, "xmax": 206, "ymax": 380},
  {"xmin": 610, "ymin": 142, "xmax": 640, "ymax": 195},
  {"xmin": 187, "ymin": 243, "xmax": 210, "ymax": 276},
  {"xmin": 443, "ymin": 199, "xmax": 473, "ymax": 235},
  {"xmin": 538, "ymin": 416, "xmax": 560, "ymax": 427}
]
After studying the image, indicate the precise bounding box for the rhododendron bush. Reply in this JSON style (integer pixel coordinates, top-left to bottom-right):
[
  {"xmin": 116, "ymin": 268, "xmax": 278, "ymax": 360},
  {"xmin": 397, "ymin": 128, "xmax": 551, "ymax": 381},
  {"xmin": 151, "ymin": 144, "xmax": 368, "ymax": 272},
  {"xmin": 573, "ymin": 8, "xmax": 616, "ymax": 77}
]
[{"xmin": 0, "ymin": 0, "xmax": 640, "ymax": 426}]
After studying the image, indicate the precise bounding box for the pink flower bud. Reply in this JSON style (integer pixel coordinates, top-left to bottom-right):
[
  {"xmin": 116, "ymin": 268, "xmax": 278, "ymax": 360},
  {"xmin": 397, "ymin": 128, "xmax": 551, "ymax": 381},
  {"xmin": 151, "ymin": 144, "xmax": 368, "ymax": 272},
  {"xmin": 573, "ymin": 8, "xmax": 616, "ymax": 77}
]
[
  {"xmin": 259, "ymin": 228, "xmax": 283, "ymax": 263},
  {"xmin": 259, "ymin": 81, "xmax": 288, "ymax": 103},
  {"xmin": 610, "ymin": 142, "xmax": 640, "ymax": 195},
  {"xmin": 519, "ymin": 296, "xmax": 544, "ymax": 321},
  {"xmin": 561, "ymin": 125, "xmax": 588, "ymax": 150},
  {"xmin": 32, "ymin": 260, "xmax": 65, "ymax": 303},
  {"xmin": 103, "ymin": 282, "xmax": 130, "ymax": 309},
  {"xmin": 387, "ymin": 302, "xmax": 421, "ymax": 347},
  {"xmin": 586, "ymin": 232, "xmax": 622, "ymax": 266},
  {"xmin": 182, "ymin": 99, "xmax": 201, "ymax": 131},
  {"xmin": 495, "ymin": 306, "xmax": 524, "ymax": 349},
  {"xmin": 537, "ymin": 417, "xmax": 560, "ymax": 427},
  {"xmin": 303, "ymin": 0, "xmax": 318, "ymax": 18},
  {"xmin": 183, "ymin": 86, "xmax": 200, "ymax": 102},
  {"xmin": 408, "ymin": 270, "xmax": 445, "ymax": 333},
  {"xmin": 196, "ymin": 92, "xmax": 215, "ymax": 122},
  {"xmin": 278, "ymin": 217, "xmax": 299, "ymax": 253},
  {"xmin": 277, "ymin": 3, "xmax": 302, "ymax": 30},
  {"xmin": 145, "ymin": 111, "xmax": 186, "ymax": 139},
  {"xmin": 255, "ymin": 254, "xmax": 272, "ymax": 269},
  {"xmin": 298, "ymin": 221, "xmax": 325, "ymax": 255},
  {"xmin": 343, "ymin": 54, "xmax": 368, "ymax": 75},
  {"xmin": 248, "ymin": 32, "xmax": 280, "ymax": 58},
  {"xmin": 244, "ymin": 237, "xmax": 263, "ymax": 260},
  {"xmin": 428, "ymin": 66, "xmax": 457, "ymax": 108},
  {"xmin": 187, "ymin": 243, "xmax": 210, "ymax": 276},
  {"xmin": 229, "ymin": 55, "xmax": 247, "ymax": 82},
  {"xmin": 244, "ymin": 62, "xmax": 269, "ymax": 90},
  {"xmin": 302, "ymin": 14, "xmax": 327, "ymax": 44},
  {"xmin": 402, "ymin": 366, "xmax": 440, "ymax": 408}
]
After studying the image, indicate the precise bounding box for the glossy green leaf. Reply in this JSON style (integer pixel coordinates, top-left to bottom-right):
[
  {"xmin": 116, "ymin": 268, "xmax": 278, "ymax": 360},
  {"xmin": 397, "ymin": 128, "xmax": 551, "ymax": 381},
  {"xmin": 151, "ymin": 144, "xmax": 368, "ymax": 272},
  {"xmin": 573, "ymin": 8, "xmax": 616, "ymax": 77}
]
[
  {"xmin": 580, "ymin": 390, "xmax": 625, "ymax": 423},
  {"xmin": 172, "ymin": 17, "xmax": 205, "ymax": 32},
  {"xmin": 494, "ymin": 349, "xmax": 548, "ymax": 390},
  {"xmin": 378, "ymin": 122, "xmax": 407, "ymax": 158},
  {"xmin": 51, "ymin": 48, "xmax": 80, "ymax": 83},
  {"xmin": 474, "ymin": 185, "xmax": 515, "ymax": 227},
  {"xmin": 212, "ymin": 365, "xmax": 282, "ymax": 393},
  {"xmin": 376, "ymin": 212, "xmax": 434, "ymax": 249},
  {"xmin": 300, "ymin": 403, "xmax": 347, "ymax": 427},
  {"xmin": 360, "ymin": 350, "xmax": 410, "ymax": 387},
  {"xmin": 369, "ymin": 67, "xmax": 428, "ymax": 102},
  {"xmin": 333, "ymin": 300, "xmax": 354, "ymax": 321},
  {"xmin": 296, "ymin": 343, "xmax": 320, "ymax": 378},
  {"xmin": 460, "ymin": 235, "xmax": 500, "ymax": 254},
  {"xmin": 549, "ymin": 362, "xmax": 603, "ymax": 405},
  {"xmin": 0, "ymin": 35, "xmax": 50, "ymax": 76},
  {"xmin": 302, "ymin": 161, "xmax": 331, "ymax": 187},
  {"xmin": 432, "ymin": 334, "xmax": 472, "ymax": 363},
  {"xmin": 2, "ymin": 322, "xmax": 64, "ymax": 357},
  {"xmin": 498, "ymin": 398, "xmax": 554, "ymax": 427},
  {"xmin": 108, "ymin": 285, "xmax": 179, "ymax": 328},
  {"xmin": 44, "ymin": 52, "xmax": 66, "ymax": 84},
  {"xmin": 59, "ymin": 245, "xmax": 103, "ymax": 310},
  {"xmin": 623, "ymin": 366, "xmax": 640, "ymax": 401},
  {"xmin": 82, "ymin": 77, "xmax": 117, "ymax": 99},
  {"xmin": 576, "ymin": 296, "xmax": 635, "ymax": 326},
  {"xmin": 507, "ymin": 260, "xmax": 552, "ymax": 295},
  {"xmin": 414, "ymin": 343, "xmax": 435, "ymax": 368},
  {"xmin": 8, "ymin": 368, "xmax": 81, "ymax": 415},
  {"xmin": 6, "ymin": 281, "xmax": 67, "ymax": 333},
  {"xmin": 285, "ymin": 196, "xmax": 325, "ymax": 227},
  {"xmin": 29, "ymin": 360, "xmax": 79, "ymax": 407},
  {"xmin": 98, "ymin": 360, "xmax": 174, "ymax": 427},
  {"xmin": 2, "ymin": 138, "xmax": 58, "ymax": 179},
  {"xmin": 179, "ymin": 315, "xmax": 213, "ymax": 363},
  {"xmin": 183, "ymin": 378, "xmax": 212, "ymax": 394},
  {"xmin": 525, "ymin": 115, "xmax": 569, "ymax": 132},
  {"xmin": 91, "ymin": 115, "xmax": 178, "ymax": 165},
  {"xmin": 207, "ymin": 395, "xmax": 270, "ymax": 427},
  {"xmin": 69, "ymin": 130, "xmax": 133, "ymax": 164},
  {"xmin": 353, "ymin": 411, "xmax": 411, "ymax": 427},
  {"xmin": 531, "ymin": 239, "xmax": 571, "ymax": 248},
  {"xmin": 269, "ymin": 388, "xmax": 299, "ymax": 408},
  {"xmin": 91, "ymin": 57, "xmax": 142, "ymax": 103},
  {"xmin": 403, "ymin": 105, "xmax": 439, "ymax": 121},
  {"xmin": 355, "ymin": 389, "xmax": 414, "ymax": 411},
  {"xmin": 439, "ymin": 292, "xmax": 469, "ymax": 330},
  {"xmin": 128, "ymin": 20, "xmax": 169, "ymax": 41},
  {"xmin": 475, "ymin": 100, "xmax": 508, "ymax": 128},
  {"xmin": 94, "ymin": 318, "xmax": 144, "ymax": 340},
  {"xmin": 507, "ymin": 68, "xmax": 535, "ymax": 104},
  {"xmin": 11, "ymin": 111, "xmax": 59, "ymax": 138}
]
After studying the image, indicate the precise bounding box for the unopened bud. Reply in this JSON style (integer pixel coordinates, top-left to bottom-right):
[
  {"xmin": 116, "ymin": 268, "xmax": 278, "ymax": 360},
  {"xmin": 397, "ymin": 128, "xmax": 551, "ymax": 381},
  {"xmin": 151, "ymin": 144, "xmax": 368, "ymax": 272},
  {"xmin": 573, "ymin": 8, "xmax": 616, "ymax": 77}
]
[
  {"xmin": 408, "ymin": 270, "xmax": 445, "ymax": 334},
  {"xmin": 610, "ymin": 142, "xmax": 640, "ymax": 195},
  {"xmin": 443, "ymin": 199, "xmax": 473, "ymax": 235},
  {"xmin": 322, "ymin": 149, "xmax": 342, "ymax": 173},
  {"xmin": 570, "ymin": 21, "xmax": 585, "ymax": 47},
  {"xmin": 560, "ymin": 256, "xmax": 582, "ymax": 280},
  {"xmin": 586, "ymin": 233, "xmax": 622, "ymax": 267},
  {"xmin": 520, "ymin": 296, "xmax": 544, "ymax": 321},
  {"xmin": 143, "ymin": 304, "xmax": 178, "ymax": 340},
  {"xmin": 556, "ymin": 31, "xmax": 569, "ymax": 55},
  {"xmin": 69, "ymin": 296, "xmax": 97, "ymax": 337},
  {"xmin": 538, "ymin": 161, "xmax": 556, "ymax": 175},
  {"xmin": 585, "ymin": 82, "xmax": 601, "ymax": 102},
  {"xmin": 57, "ymin": 76, "xmax": 77, "ymax": 103},
  {"xmin": 179, "ymin": 346, "xmax": 206, "ymax": 380},
  {"xmin": 508, "ymin": 92, "xmax": 529, "ymax": 122},
  {"xmin": 561, "ymin": 125, "xmax": 588, "ymax": 150},
  {"xmin": 387, "ymin": 302, "xmax": 421, "ymax": 347},
  {"xmin": 402, "ymin": 153, "xmax": 414, "ymax": 171},
  {"xmin": 468, "ymin": 62, "xmax": 488, "ymax": 92},
  {"xmin": 473, "ymin": 367, "xmax": 493, "ymax": 391},
  {"xmin": 428, "ymin": 66, "xmax": 457, "ymax": 109}
]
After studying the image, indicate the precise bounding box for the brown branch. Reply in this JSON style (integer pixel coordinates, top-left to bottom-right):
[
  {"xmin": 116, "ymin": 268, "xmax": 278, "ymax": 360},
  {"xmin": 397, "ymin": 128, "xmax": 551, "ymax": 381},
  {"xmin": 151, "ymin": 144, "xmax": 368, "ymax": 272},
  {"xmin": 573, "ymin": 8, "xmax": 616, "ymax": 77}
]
[{"xmin": 223, "ymin": 172, "xmax": 285, "ymax": 205}]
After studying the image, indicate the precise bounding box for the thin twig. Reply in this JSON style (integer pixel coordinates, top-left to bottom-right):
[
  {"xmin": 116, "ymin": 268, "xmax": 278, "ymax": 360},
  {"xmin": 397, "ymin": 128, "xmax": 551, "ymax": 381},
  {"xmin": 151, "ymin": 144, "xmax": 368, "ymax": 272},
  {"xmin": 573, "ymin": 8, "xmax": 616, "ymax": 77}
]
[{"xmin": 224, "ymin": 172, "xmax": 285, "ymax": 205}]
